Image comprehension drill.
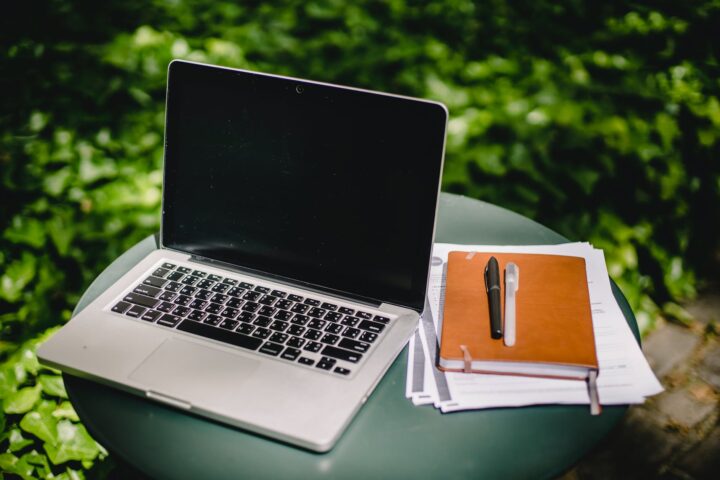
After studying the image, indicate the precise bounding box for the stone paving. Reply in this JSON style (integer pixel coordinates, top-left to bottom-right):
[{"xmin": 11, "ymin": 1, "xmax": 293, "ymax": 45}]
[{"xmin": 560, "ymin": 284, "xmax": 720, "ymax": 480}]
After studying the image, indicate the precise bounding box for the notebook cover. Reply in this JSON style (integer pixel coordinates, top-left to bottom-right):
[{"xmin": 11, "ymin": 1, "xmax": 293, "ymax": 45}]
[{"xmin": 438, "ymin": 251, "xmax": 598, "ymax": 377}]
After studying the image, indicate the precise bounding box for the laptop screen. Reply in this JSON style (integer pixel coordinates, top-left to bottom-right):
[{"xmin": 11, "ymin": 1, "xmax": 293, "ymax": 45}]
[{"xmin": 162, "ymin": 61, "xmax": 446, "ymax": 312}]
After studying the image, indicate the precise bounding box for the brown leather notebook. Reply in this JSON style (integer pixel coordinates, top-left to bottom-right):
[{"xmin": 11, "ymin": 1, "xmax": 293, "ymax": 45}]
[{"xmin": 438, "ymin": 251, "xmax": 601, "ymax": 413}]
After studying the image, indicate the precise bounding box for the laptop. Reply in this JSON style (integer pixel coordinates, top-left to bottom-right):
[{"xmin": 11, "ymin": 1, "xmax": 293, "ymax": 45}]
[{"xmin": 38, "ymin": 60, "xmax": 448, "ymax": 452}]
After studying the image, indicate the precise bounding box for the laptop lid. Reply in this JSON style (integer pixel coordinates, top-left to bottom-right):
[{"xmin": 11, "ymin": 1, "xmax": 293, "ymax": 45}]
[{"xmin": 161, "ymin": 60, "xmax": 447, "ymax": 313}]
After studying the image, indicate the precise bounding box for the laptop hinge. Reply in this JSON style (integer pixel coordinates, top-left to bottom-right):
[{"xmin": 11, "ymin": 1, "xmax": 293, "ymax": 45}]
[{"xmin": 188, "ymin": 255, "xmax": 382, "ymax": 308}]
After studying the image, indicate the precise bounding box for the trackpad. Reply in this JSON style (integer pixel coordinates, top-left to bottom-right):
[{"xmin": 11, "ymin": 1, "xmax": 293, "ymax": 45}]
[{"xmin": 129, "ymin": 338, "xmax": 260, "ymax": 405}]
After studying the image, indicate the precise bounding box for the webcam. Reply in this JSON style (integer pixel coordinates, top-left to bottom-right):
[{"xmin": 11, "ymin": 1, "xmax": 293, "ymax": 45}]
[{"xmin": 295, "ymin": 85, "xmax": 304, "ymax": 94}]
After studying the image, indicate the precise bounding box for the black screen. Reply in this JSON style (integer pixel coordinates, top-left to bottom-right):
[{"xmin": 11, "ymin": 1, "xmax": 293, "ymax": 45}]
[{"xmin": 162, "ymin": 61, "xmax": 447, "ymax": 311}]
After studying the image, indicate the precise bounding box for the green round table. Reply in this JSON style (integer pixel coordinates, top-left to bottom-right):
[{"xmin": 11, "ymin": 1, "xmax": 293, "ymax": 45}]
[{"xmin": 65, "ymin": 193, "xmax": 639, "ymax": 479}]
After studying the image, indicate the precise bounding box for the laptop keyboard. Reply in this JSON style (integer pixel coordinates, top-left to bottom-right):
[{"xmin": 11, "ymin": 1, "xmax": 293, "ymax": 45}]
[{"xmin": 108, "ymin": 261, "xmax": 393, "ymax": 377}]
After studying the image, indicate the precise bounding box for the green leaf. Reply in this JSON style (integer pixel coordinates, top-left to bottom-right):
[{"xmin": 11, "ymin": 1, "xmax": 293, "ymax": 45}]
[
  {"xmin": 0, "ymin": 252, "xmax": 37, "ymax": 303},
  {"xmin": 0, "ymin": 452, "xmax": 34, "ymax": 480},
  {"xmin": 8, "ymin": 429, "xmax": 34, "ymax": 452},
  {"xmin": 0, "ymin": 410, "xmax": 5, "ymax": 433},
  {"xmin": 39, "ymin": 375, "xmax": 68, "ymax": 399},
  {"xmin": 3, "ymin": 385, "xmax": 41, "ymax": 414},
  {"xmin": 3, "ymin": 216, "xmax": 47, "ymax": 249},
  {"xmin": 53, "ymin": 401, "xmax": 79, "ymax": 422},
  {"xmin": 45, "ymin": 421, "xmax": 101, "ymax": 465},
  {"xmin": 21, "ymin": 450, "xmax": 52, "ymax": 478},
  {"xmin": 20, "ymin": 407, "xmax": 58, "ymax": 445}
]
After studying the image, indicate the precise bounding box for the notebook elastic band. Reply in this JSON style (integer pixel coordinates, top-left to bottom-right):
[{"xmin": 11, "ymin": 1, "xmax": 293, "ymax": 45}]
[
  {"xmin": 459, "ymin": 345, "xmax": 473, "ymax": 373},
  {"xmin": 587, "ymin": 370, "xmax": 601, "ymax": 416}
]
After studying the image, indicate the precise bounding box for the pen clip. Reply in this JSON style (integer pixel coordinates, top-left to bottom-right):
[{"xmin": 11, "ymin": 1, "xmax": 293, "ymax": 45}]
[{"xmin": 484, "ymin": 264, "xmax": 489, "ymax": 293}]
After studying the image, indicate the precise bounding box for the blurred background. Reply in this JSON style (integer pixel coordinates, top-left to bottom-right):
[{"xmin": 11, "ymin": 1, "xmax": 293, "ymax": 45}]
[{"xmin": 1, "ymin": 1, "xmax": 718, "ymax": 478}]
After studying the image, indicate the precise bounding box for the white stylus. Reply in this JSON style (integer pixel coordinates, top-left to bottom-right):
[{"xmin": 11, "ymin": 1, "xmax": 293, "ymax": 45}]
[{"xmin": 504, "ymin": 263, "xmax": 519, "ymax": 347}]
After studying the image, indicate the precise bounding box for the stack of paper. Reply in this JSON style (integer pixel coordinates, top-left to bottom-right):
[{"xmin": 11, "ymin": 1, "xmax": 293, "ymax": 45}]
[{"xmin": 406, "ymin": 242, "xmax": 663, "ymax": 412}]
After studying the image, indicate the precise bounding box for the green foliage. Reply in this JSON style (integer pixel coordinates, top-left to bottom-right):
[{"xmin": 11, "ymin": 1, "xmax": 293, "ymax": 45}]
[
  {"xmin": 0, "ymin": 329, "xmax": 107, "ymax": 478},
  {"xmin": 1, "ymin": 0, "xmax": 719, "ymax": 476}
]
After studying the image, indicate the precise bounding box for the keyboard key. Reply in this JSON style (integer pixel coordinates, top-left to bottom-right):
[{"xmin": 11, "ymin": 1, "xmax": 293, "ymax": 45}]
[
  {"xmin": 274, "ymin": 310, "xmax": 293, "ymax": 321},
  {"xmin": 237, "ymin": 311, "xmax": 255, "ymax": 322},
  {"xmin": 281, "ymin": 347, "xmax": 301, "ymax": 361},
  {"xmin": 321, "ymin": 345, "xmax": 362, "ymax": 363},
  {"xmin": 162, "ymin": 262, "xmax": 176, "ymax": 270},
  {"xmin": 258, "ymin": 305, "xmax": 276, "ymax": 317},
  {"xmin": 321, "ymin": 333, "xmax": 339, "ymax": 345},
  {"xmin": 189, "ymin": 299, "xmax": 208, "ymax": 310},
  {"xmin": 303, "ymin": 329, "xmax": 322, "ymax": 341},
  {"xmin": 173, "ymin": 295, "xmax": 191, "ymax": 306},
  {"xmin": 341, "ymin": 316, "xmax": 359, "ymax": 327},
  {"xmin": 211, "ymin": 283, "xmax": 230, "ymax": 293},
  {"xmin": 164, "ymin": 281, "xmax": 182, "ymax": 292},
  {"xmin": 298, "ymin": 357, "xmax": 314, "ymax": 366},
  {"xmin": 316, "ymin": 357, "xmax": 336, "ymax": 370},
  {"xmin": 271, "ymin": 290, "xmax": 287, "ymax": 298},
  {"xmin": 203, "ymin": 314, "xmax": 222, "ymax": 326},
  {"xmin": 338, "ymin": 307, "xmax": 354, "ymax": 315},
  {"xmin": 226, "ymin": 298, "xmax": 243, "ymax": 309},
  {"xmin": 125, "ymin": 305, "xmax": 147, "ymax": 318},
  {"xmin": 291, "ymin": 304, "xmax": 309, "ymax": 314},
  {"xmin": 181, "ymin": 276, "xmax": 199, "ymax": 286},
  {"xmin": 112, "ymin": 301, "xmax": 131, "ymax": 314},
  {"xmin": 192, "ymin": 270, "xmax": 207, "ymax": 278},
  {"xmin": 287, "ymin": 325, "xmax": 305, "ymax": 336},
  {"xmin": 133, "ymin": 285, "xmax": 162, "ymax": 298},
  {"xmin": 287, "ymin": 336, "xmax": 305, "ymax": 348},
  {"xmin": 334, "ymin": 367, "xmax": 351, "ymax": 376},
  {"xmin": 321, "ymin": 302, "xmax": 337, "ymax": 311},
  {"xmin": 342, "ymin": 327, "xmax": 361, "ymax": 339},
  {"xmin": 308, "ymin": 307, "xmax": 326, "ymax": 318},
  {"xmin": 304, "ymin": 341, "xmax": 322, "ymax": 353},
  {"xmin": 176, "ymin": 266, "xmax": 191, "ymax": 274},
  {"xmin": 123, "ymin": 293, "xmax": 159, "ymax": 309},
  {"xmin": 221, "ymin": 307, "xmax": 239, "ymax": 318},
  {"xmin": 236, "ymin": 323, "xmax": 255, "ymax": 335},
  {"xmin": 259, "ymin": 295, "xmax": 277, "ymax": 306},
  {"xmin": 303, "ymin": 298, "xmax": 321, "ymax": 306},
  {"xmin": 338, "ymin": 338, "xmax": 371, "ymax": 353},
  {"xmin": 141, "ymin": 310, "xmax": 162, "ymax": 322},
  {"xmin": 259, "ymin": 342, "xmax": 283, "ymax": 356},
  {"xmin": 239, "ymin": 282, "xmax": 254, "ymax": 289},
  {"xmin": 159, "ymin": 291, "xmax": 177, "ymax": 301},
  {"xmin": 219, "ymin": 319, "xmax": 238, "ymax": 330},
  {"xmin": 205, "ymin": 303, "xmax": 222, "ymax": 314},
  {"xmin": 252, "ymin": 328, "xmax": 271, "ymax": 339},
  {"xmin": 291, "ymin": 314, "xmax": 309, "ymax": 325},
  {"xmin": 208, "ymin": 274, "xmax": 223, "ymax": 282},
  {"xmin": 143, "ymin": 276, "xmax": 167, "ymax": 288},
  {"xmin": 287, "ymin": 294, "xmax": 303, "ymax": 302},
  {"xmin": 242, "ymin": 302, "xmax": 260, "ymax": 313},
  {"xmin": 195, "ymin": 289, "xmax": 213, "ymax": 300},
  {"xmin": 269, "ymin": 332, "xmax": 289, "ymax": 344},
  {"xmin": 275, "ymin": 299, "xmax": 293, "ymax": 310},
  {"xmin": 325, "ymin": 312, "xmax": 342, "ymax": 322},
  {"xmin": 177, "ymin": 320, "xmax": 262, "ymax": 350},
  {"xmin": 156, "ymin": 302, "xmax": 176, "ymax": 313},
  {"xmin": 253, "ymin": 316, "xmax": 272, "ymax": 327},
  {"xmin": 157, "ymin": 314, "xmax": 181, "ymax": 327},
  {"xmin": 166, "ymin": 271, "xmax": 184, "ymax": 281},
  {"xmin": 325, "ymin": 323, "xmax": 343, "ymax": 334},
  {"xmin": 270, "ymin": 320, "xmax": 289, "ymax": 332},
  {"xmin": 174, "ymin": 306, "xmax": 191, "ymax": 317},
  {"xmin": 359, "ymin": 320, "xmax": 385, "ymax": 334},
  {"xmin": 187, "ymin": 310, "xmax": 207, "ymax": 321},
  {"xmin": 222, "ymin": 278, "xmax": 238, "ymax": 286},
  {"xmin": 211, "ymin": 294, "xmax": 228, "ymax": 304},
  {"xmin": 308, "ymin": 319, "xmax": 326, "ymax": 330},
  {"xmin": 227, "ymin": 287, "xmax": 245, "ymax": 297},
  {"xmin": 356, "ymin": 311, "xmax": 372, "ymax": 320},
  {"xmin": 243, "ymin": 291, "xmax": 262, "ymax": 301},
  {"xmin": 360, "ymin": 331, "xmax": 378, "ymax": 343},
  {"xmin": 152, "ymin": 267, "xmax": 170, "ymax": 278},
  {"xmin": 373, "ymin": 315, "xmax": 391, "ymax": 324},
  {"xmin": 197, "ymin": 279, "xmax": 215, "ymax": 289},
  {"xmin": 254, "ymin": 286, "xmax": 270, "ymax": 294},
  {"xmin": 179, "ymin": 286, "xmax": 197, "ymax": 296}
]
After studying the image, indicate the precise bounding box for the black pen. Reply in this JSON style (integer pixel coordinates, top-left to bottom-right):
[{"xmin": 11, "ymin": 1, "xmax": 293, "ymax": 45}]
[{"xmin": 484, "ymin": 256, "xmax": 503, "ymax": 339}]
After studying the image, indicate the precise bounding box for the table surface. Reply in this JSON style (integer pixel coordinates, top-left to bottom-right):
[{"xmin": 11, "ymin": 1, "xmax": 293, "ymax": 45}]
[{"xmin": 64, "ymin": 193, "xmax": 639, "ymax": 480}]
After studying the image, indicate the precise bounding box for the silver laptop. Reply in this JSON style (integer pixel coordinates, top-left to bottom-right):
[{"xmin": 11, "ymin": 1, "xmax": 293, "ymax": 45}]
[{"xmin": 38, "ymin": 60, "xmax": 447, "ymax": 452}]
